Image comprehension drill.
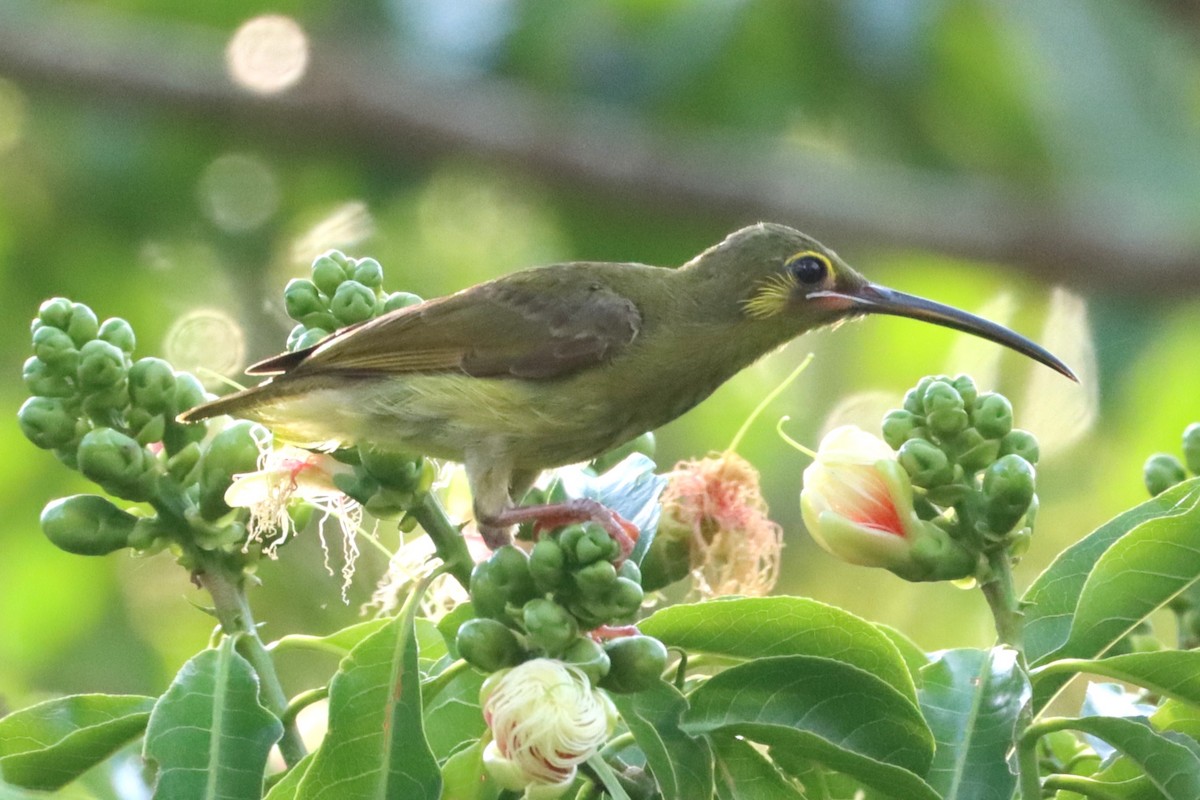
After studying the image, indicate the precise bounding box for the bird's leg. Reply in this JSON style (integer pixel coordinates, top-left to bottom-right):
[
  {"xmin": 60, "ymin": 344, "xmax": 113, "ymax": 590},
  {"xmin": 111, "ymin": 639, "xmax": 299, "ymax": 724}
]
[{"xmin": 483, "ymin": 498, "xmax": 640, "ymax": 561}]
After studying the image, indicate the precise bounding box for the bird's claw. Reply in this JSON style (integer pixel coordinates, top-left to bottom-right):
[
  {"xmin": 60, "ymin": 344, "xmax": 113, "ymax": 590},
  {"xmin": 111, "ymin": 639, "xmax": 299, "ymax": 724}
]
[{"xmin": 482, "ymin": 497, "xmax": 639, "ymax": 563}]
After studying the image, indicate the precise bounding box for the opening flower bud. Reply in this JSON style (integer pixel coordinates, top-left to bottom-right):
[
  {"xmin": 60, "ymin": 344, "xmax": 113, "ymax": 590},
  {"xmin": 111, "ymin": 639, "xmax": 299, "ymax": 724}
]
[{"xmin": 801, "ymin": 426, "xmax": 972, "ymax": 581}]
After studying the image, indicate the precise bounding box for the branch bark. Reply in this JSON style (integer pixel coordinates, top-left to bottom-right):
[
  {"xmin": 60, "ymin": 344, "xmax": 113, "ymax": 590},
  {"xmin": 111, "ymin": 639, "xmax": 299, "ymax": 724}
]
[{"xmin": 2, "ymin": 3, "xmax": 1197, "ymax": 294}]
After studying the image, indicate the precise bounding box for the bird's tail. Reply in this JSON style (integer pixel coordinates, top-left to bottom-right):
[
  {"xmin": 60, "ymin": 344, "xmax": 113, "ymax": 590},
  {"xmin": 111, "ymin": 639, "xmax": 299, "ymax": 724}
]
[{"xmin": 177, "ymin": 382, "xmax": 275, "ymax": 424}]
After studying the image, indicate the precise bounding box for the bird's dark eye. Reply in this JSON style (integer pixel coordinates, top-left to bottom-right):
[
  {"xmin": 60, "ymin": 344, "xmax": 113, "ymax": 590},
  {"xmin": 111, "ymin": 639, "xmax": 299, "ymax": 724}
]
[{"xmin": 788, "ymin": 254, "xmax": 828, "ymax": 285}]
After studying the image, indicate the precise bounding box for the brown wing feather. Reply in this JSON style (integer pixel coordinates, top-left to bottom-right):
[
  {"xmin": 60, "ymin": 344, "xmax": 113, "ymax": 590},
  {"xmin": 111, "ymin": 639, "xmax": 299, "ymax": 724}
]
[{"xmin": 252, "ymin": 266, "xmax": 641, "ymax": 381}]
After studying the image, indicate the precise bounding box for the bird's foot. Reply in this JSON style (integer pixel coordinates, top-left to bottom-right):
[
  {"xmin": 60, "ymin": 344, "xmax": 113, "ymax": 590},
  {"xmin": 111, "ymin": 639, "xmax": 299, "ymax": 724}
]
[
  {"xmin": 589, "ymin": 624, "xmax": 639, "ymax": 642},
  {"xmin": 483, "ymin": 498, "xmax": 639, "ymax": 562}
]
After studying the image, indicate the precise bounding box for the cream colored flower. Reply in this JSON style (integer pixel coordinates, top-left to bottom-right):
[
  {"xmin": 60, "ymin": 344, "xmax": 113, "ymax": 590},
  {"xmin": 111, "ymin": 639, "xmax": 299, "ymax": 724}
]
[{"xmin": 481, "ymin": 659, "xmax": 617, "ymax": 797}]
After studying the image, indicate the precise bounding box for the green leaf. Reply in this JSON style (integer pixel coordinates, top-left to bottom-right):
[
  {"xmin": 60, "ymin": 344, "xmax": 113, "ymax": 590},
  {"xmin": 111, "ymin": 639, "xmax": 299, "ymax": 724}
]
[
  {"xmin": 1023, "ymin": 478, "xmax": 1200, "ymax": 666},
  {"xmin": 1037, "ymin": 716, "xmax": 1200, "ymax": 800},
  {"xmin": 1035, "ymin": 651, "xmax": 1200, "ymax": 708},
  {"xmin": 143, "ymin": 638, "xmax": 283, "ymax": 800},
  {"xmin": 681, "ymin": 655, "xmax": 938, "ymax": 800},
  {"xmin": 610, "ymin": 681, "xmax": 713, "ymax": 800},
  {"xmin": 1026, "ymin": 481, "xmax": 1200, "ymax": 708},
  {"xmin": 295, "ymin": 597, "xmax": 441, "ymax": 799},
  {"xmin": 0, "ymin": 694, "xmax": 154, "ymax": 790},
  {"xmin": 641, "ymin": 597, "xmax": 918, "ymax": 708},
  {"xmin": 917, "ymin": 647, "xmax": 1028, "ymax": 800},
  {"xmin": 440, "ymin": 740, "xmax": 501, "ymax": 800},
  {"xmin": 269, "ymin": 617, "xmax": 392, "ymax": 656},
  {"xmin": 711, "ymin": 734, "xmax": 804, "ymax": 799},
  {"xmin": 875, "ymin": 623, "xmax": 930, "ymax": 687},
  {"xmin": 264, "ymin": 753, "xmax": 314, "ymax": 800},
  {"xmin": 423, "ymin": 665, "xmax": 486, "ymax": 761}
]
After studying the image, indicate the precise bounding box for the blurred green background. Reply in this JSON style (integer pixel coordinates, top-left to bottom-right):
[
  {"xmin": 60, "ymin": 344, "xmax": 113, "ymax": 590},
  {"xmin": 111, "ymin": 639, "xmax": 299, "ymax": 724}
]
[{"xmin": 2, "ymin": 0, "xmax": 1199, "ymax": 747}]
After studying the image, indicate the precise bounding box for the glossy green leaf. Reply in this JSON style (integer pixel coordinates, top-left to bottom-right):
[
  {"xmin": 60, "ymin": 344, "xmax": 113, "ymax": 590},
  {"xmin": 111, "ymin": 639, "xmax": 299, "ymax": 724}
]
[
  {"xmin": 0, "ymin": 694, "xmax": 154, "ymax": 790},
  {"xmin": 610, "ymin": 680, "xmax": 713, "ymax": 800},
  {"xmin": 1154, "ymin": 699, "xmax": 1200, "ymax": 742},
  {"xmin": 143, "ymin": 639, "xmax": 283, "ymax": 800},
  {"xmin": 269, "ymin": 617, "xmax": 392, "ymax": 656},
  {"xmin": 875, "ymin": 623, "xmax": 930, "ymax": 686},
  {"xmin": 711, "ymin": 734, "xmax": 804, "ymax": 799},
  {"xmin": 440, "ymin": 740, "xmax": 501, "ymax": 800},
  {"xmin": 641, "ymin": 597, "xmax": 918, "ymax": 707},
  {"xmin": 1035, "ymin": 651, "xmax": 1200, "ymax": 708},
  {"xmin": 1027, "ymin": 481, "xmax": 1200, "ymax": 708},
  {"xmin": 681, "ymin": 655, "xmax": 938, "ymax": 800},
  {"xmin": 918, "ymin": 647, "xmax": 1028, "ymax": 800},
  {"xmin": 295, "ymin": 598, "xmax": 441, "ymax": 799},
  {"xmin": 263, "ymin": 754, "xmax": 314, "ymax": 800},
  {"xmin": 1037, "ymin": 716, "xmax": 1200, "ymax": 800},
  {"xmin": 1023, "ymin": 479, "xmax": 1200, "ymax": 666}
]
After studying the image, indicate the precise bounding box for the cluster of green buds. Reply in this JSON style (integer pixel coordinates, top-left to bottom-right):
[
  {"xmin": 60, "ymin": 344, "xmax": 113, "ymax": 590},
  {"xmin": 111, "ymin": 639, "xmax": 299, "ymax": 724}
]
[
  {"xmin": 17, "ymin": 298, "xmax": 262, "ymax": 561},
  {"xmin": 801, "ymin": 375, "xmax": 1039, "ymax": 582},
  {"xmin": 457, "ymin": 532, "xmax": 667, "ymax": 694},
  {"xmin": 1143, "ymin": 423, "xmax": 1200, "ymax": 497},
  {"xmin": 282, "ymin": 250, "xmax": 422, "ymax": 352}
]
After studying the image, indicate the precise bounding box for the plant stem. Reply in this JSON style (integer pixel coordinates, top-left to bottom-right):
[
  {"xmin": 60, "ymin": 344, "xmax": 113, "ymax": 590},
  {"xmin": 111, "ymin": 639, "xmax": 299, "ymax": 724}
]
[
  {"xmin": 979, "ymin": 549, "xmax": 1042, "ymax": 799},
  {"xmin": 409, "ymin": 492, "xmax": 473, "ymax": 589},
  {"xmin": 197, "ymin": 558, "xmax": 307, "ymax": 768}
]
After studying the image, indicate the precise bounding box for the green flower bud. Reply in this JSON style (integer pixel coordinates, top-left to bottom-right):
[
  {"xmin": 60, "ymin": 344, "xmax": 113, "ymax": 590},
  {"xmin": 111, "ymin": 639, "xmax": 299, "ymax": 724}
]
[
  {"xmin": 1000, "ymin": 429, "xmax": 1040, "ymax": 466},
  {"xmin": 284, "ymin": 279, "xmax": 326, "ymax": 322},
  {"xmin": 470, "ymin": 561, "xmax": 511, "ymax": 621},
  {"xmin": 311, "ymin": 252, "xmax": 350, "ymax": 296},
  {"xmin": 561, "ymin": 637, "xmax": 611, "ymax": 685},
  {"xmin": 351, "ymin": 257, "xmax": 384, "ymax": 289},
  {"xmin": 294, "ymin": 327, "xmax": 329, "ymax": 351},
  {"xmin": 617, "ymin": 560, "xmax": 641, "ymax": 585},
  {"xmin": 1144, "ymin": 453, "xmax": 1186, "ymax": 497},
  {"xmin": 286, "ymin": 323, "xmax": 307, "ymax": 351},
  {"xmin": 128, "ymin": 358, "xmax": 177, "ymax": 414},
  {"xmin": 881, "ymin": 409, "xmax": 922, "ymax": 451},
  {"xmin": 575, "ymin": 560, "xmax": 617, "ymax": 598},
  {"xmin": 77, "ymin": 339, "xmax": 127, "ymax": 391},
  {"xmin": 18, "ymin": 396, "xmax": 78, "ymax": 449},
  {"xmin": 77, "ymin": 428, "xmax": 148, "ymax": 491},
  {"xmin": 40, "ymin": 494, "xmax": 137, "ymax": 556},
  {"xmin": 98, "ymin": 318, "xmax": 136, "ymax": 354},
  {"xmin": 134, "ymin": 413, "xmax": 166, "ymax": 445},
  {"xmin": 982, "ymin": 454, "xmax": 1036, "ymax": 534},
  {"xmin": 897, "ymin": 439, "xmax": 954, "ymax": 488},
  {"xmin": 557, "ymin": 524, "xmax": 586, "ymax": 559},
  {"xmin": 33, "ymin": 325, "xmax": 79, "ymax": 369},
  {"xmin": 902, "ymin": 388, "xmax": 924, "ymax": 416},
  {"xmin": 37, "ymin": 297, "xmax": 74, "ymax": 330},
  {"xmin": 529, "ymin": 538, "xmax": 566, "ymax": 592},
  {"xmin": 1183, "ymin": 423, "xmax": 1200, "ymax": 476},
  {"xmin": 358, "ymin": 446, "xmax": 422, "ymax": 488},
  {"xmin": 972, "ymin": 393, "xmax": 1014, "ymax": 440},
  {"xmin": 66, "ymin": 303, "xmax": 99, "ymax": 347},
  {"xmin": 330, "ymin": 281, "xmax": 377, "ymax": 325},
  {"xmin": 456, "ymin": 618, "xmax": 524, "ymax": 673},
  {"xmin": 382, "ymin": 291, "xmax": 423, "ymax": 313},
  {"xmin": 590, "ymin": 432, "xmax": 656, "ymax": 474},
  {"xmin": 600, "ymin": 636, "xmax": 667, "ymax": 694},
  {"xmin": 167, "ymin": 441, "xmax": 202, "ymax": 483},
  {"xmin": 573, "ymin": 524, "xmax": 619, "ymax": 566},
  {"xmin": 23, "ymin": 357, "xmax": 74, "ymax": 398},
  {"xmin": 951, "ymin": 374, "xmax": 978, "ymax": 409},
  {"xmin": 523, "ymin": 598, "xmax": 578, "ymax": 654},
  {"xmin": 922, "ymin": 380, "xmax": 969, "ymax": 438},
  {"xmin": 952, "ymin": 428, "xmax": 1001, "ymax": 473},
  {"xmin": 609, "ymin": 577, "xmax": 645, "ymax": 617},
  {"xmin": 173, "ymin": 372, "xmax": 207, "ymax": 415},
  {"xmin": 198, "ymin": 420, "xmax": 264, "ymax": 519}
]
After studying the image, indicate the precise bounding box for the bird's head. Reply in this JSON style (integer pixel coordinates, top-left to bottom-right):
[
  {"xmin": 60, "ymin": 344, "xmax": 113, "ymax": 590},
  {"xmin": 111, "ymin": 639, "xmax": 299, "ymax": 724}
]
[{"xmin": 691, "ymin": 223, "xmax": 1076, "ymax": 380}]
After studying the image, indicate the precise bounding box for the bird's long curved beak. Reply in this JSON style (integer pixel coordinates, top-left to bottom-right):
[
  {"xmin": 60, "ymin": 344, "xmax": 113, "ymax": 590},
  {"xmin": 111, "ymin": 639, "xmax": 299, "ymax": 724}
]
[{"xmin": 811, "ymin": 283, "xmax": 1078, "ymax": 381}]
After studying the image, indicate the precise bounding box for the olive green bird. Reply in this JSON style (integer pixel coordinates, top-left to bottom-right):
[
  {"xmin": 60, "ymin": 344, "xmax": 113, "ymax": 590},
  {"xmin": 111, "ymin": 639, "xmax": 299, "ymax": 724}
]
[{"xmin": 180, "ymin": 223, "xmax": 1074, "ymax": 551}]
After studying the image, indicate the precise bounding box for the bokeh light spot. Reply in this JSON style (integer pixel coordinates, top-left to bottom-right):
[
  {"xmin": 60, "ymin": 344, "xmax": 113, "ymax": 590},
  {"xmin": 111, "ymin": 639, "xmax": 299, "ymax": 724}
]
[
  {"xmin": 164, "ymin": 308, "xmax": 247, "ymax": 387},
  {"xmin": 226, "ymin": 14, "xmax": 309, "ymax": 95},
  {"xmin": 198, "ymin": 152, "xmax": 279, "ymax": 233}
]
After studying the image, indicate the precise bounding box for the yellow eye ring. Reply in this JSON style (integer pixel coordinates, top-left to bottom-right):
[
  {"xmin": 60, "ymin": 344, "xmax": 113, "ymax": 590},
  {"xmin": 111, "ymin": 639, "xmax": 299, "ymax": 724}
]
[{"xmin": 785, "ymin": 251, "xmax": 831, "ymax": 285}]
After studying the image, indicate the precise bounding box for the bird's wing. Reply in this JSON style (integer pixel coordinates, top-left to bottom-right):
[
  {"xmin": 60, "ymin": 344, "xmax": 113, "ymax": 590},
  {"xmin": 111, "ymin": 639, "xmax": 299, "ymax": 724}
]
[{"xmin": 248, "ymin": 268, "xmax": 642, "ymax": 380}]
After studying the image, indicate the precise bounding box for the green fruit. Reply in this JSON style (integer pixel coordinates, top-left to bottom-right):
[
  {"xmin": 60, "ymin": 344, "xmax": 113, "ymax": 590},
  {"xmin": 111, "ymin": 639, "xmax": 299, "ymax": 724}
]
[
  {"xmin": 470, "ymin": 561, "xmax": 512, "ymax": 621},
  {"xmin": 40, "ymin": 494, "xmax": 137, "ymax": 556},
  {"xmin": 600, "ymin": 636, "xmax": 668, "ymax": 693},
  {"xmin": 609, "ymin": 578, "xmax": 645, "ymax": 617},
  {"xmin": 456, "ymin": 618, "xmax": 523, "ymax": 672}
]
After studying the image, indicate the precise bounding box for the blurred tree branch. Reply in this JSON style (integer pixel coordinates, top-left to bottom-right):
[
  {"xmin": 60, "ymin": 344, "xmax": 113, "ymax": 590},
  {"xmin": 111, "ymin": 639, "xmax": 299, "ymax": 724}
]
[{"xmin": 1, "ymin": 4, "xmax": 1197, "ymax": 294}]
